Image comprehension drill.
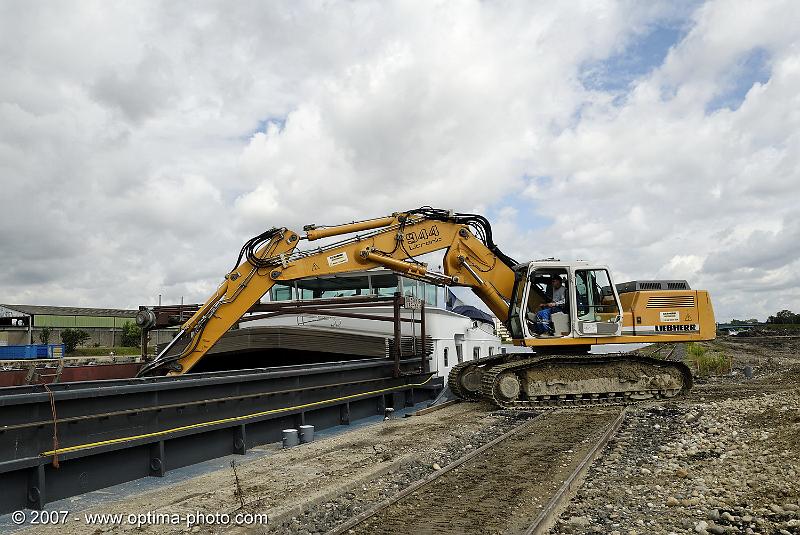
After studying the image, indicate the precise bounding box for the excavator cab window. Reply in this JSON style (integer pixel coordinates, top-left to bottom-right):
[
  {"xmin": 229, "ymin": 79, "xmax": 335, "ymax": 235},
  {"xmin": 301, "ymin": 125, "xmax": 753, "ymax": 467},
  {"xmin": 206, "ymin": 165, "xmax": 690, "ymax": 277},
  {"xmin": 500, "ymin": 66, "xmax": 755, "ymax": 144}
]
[
  {"xmin": 508, "ymin": 267, "xmax": 570, "ymax": 338},
  {"xmin": 526, "ymin": 269, "xmax": 570, "ymax": 337},
  {"xmin": 574, "ymin": 269, "xmax": 622, "ymax": 336},
  {"xmin": 507, "ymin": 269, "xmax": 529, "ymax": 338}
]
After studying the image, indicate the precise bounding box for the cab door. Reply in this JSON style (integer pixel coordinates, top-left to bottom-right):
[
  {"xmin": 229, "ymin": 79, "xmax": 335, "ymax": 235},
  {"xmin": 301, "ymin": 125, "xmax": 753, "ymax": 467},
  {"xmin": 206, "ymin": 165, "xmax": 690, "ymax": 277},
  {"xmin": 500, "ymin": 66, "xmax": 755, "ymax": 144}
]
[{"xmin": 573, "ymin": 268, "xmax": 622, "ymax": 337}]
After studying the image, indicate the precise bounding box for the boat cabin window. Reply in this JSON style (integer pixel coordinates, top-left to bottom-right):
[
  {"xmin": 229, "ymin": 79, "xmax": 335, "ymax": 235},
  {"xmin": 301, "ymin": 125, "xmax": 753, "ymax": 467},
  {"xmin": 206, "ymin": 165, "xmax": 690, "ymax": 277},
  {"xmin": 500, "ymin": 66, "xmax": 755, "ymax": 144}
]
[
  {"xmin": 271, "ymin": 283, "xmax": 293, "ymax": 301},
  {"xmin": 370, "ymin": 273, "xmax": 399, "ymax": 297},
  {"xmin": 267, "ymin": 271, "xmax": 437, "ymax": 306},
  {"xmin": 400, "ymin": 276, "xmax": 437, "ymax": 306}
]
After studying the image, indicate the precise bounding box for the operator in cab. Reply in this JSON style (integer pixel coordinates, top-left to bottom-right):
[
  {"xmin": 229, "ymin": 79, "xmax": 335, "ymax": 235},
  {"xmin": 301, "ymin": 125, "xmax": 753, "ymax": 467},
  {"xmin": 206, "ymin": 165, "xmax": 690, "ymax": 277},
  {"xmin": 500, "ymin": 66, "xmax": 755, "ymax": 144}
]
[{"xmin": 534, "ymin": 274, "xmax": 565, "ymax": 335}]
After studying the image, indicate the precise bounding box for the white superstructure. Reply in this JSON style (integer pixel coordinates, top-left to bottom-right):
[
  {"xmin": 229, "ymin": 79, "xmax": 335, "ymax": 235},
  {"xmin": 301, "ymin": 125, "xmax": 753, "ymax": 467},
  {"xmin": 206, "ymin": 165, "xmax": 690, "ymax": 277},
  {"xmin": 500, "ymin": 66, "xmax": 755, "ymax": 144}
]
[{"xmin": 244, "ymin": 270, "xmax": 509, "ymax": 382}]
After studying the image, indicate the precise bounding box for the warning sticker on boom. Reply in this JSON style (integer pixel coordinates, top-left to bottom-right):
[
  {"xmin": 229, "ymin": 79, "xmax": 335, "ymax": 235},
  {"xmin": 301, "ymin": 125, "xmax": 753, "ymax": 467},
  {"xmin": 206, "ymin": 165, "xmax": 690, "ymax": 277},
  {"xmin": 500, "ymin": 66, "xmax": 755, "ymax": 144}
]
[
  {"xmin": 660, "ymin": 311, "xmax": 680, "ymax": 322},
  {"xmin": 327, "ymin": 252, "xmax": 348, "ymax": 267}
]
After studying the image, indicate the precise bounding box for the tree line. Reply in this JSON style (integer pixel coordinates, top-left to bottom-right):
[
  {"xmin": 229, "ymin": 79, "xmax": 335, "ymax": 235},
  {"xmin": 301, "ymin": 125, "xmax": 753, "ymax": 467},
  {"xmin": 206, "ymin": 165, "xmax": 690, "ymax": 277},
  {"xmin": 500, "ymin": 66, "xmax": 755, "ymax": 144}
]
[
  {"xmin": 766, "ymin": 309, "xmax": 800, "ymax": 325},
  {"xmin": 38, "ymin": 322, "xmax": 142, "ymax": 353}
]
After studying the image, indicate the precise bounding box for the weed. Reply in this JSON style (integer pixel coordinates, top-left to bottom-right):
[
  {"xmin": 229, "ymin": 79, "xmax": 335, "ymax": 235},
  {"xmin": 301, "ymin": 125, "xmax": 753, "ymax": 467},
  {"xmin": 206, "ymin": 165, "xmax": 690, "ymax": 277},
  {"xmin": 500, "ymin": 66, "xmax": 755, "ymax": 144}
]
[{"xmin": 686, "ymin": 343, "xmax": 731, "ymax": 376}]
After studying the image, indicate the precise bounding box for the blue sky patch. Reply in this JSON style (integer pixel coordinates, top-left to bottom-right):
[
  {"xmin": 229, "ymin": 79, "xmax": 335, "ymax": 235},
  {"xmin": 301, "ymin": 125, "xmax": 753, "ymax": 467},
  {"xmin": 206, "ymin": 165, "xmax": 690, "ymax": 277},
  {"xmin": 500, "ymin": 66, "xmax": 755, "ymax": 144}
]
[
  {"xmin": 240, "ymin": 116, "xmax": 288, "ymax": 141},
  {"xmin": 705, "ymin": 47, "xmax": 771, "ymax": 113},
  {"xmin": 580, "ymin": 24, "xmax": 687, "ymax": 94},
  {"xmin": 256, "ymin": 116, "xmax": 287, "ymax": 134},
  {"xmin": 491, "ymin": 186, "xmax": 552, "ymax": 231}
]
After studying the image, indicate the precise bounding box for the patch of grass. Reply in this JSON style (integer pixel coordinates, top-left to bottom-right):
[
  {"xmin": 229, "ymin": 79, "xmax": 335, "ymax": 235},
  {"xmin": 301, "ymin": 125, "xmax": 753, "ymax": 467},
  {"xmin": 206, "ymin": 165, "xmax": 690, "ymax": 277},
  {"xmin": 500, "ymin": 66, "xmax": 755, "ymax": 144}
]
[
  {"xmin": 686, "ymin": 342, "xmax": 731, "ymax": 377},
  {"xmin": 71, "ymin": 346, "xmax": 141, "ymax": 356},
  {"xmin": 686, "ymin": 342, "xmax": 706, "ymax": 358}
]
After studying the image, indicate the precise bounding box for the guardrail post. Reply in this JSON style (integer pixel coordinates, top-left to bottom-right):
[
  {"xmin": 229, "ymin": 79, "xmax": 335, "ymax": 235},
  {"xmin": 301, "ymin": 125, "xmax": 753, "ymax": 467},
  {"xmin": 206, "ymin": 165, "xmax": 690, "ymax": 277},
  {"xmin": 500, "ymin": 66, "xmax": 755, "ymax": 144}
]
[
  {"xmin": 149, "ymin": 441, "xmax": 165, "ymax": 477},
  {"xmin": 27, "ymin": 464, "xmax": 46, "ymax": 510},
  {"xmin": 294, "ymin": 412, "xmax": 306, "ymax": 429},
  {"xmin": 234, "ymin": 425, "xmax": 247, "ymax": 455},
  {"xmin": 139, "ymin": 306, "xmax": 149, "ymax": 361}
]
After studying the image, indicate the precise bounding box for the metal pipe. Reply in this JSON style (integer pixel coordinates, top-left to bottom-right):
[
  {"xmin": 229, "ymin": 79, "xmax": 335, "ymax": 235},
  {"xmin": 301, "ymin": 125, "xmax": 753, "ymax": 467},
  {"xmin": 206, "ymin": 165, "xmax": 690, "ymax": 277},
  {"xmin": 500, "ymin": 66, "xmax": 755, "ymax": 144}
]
[
  {"xmin": 393, "ymin": 293, "xmax": 402, "ymax": 378},
  {"xmin": 306, "ymin": 216, "xmax": 396, "ymax": 241},
  {"xmin": 459, "ymin": 258, "xmax": 485, "ymax": 285},
  {"xmin": 420, "ymin": 301, "xmax": 426, "ymax": 373},
  {"xmin": 152, "ymin": 328, "xmax": 186, "ymax": 363},
  {"xmin": 239, "ymin": 309, "xmax": 423, "ymax": 324}
]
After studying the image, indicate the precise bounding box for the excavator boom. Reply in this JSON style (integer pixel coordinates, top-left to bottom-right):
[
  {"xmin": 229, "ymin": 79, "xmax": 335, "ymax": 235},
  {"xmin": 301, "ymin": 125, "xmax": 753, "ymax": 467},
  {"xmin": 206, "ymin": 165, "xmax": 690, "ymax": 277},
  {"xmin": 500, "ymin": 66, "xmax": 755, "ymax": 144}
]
[{"xmin": 139, "ymin": 209, "xmax": 516, "ymax": 376}]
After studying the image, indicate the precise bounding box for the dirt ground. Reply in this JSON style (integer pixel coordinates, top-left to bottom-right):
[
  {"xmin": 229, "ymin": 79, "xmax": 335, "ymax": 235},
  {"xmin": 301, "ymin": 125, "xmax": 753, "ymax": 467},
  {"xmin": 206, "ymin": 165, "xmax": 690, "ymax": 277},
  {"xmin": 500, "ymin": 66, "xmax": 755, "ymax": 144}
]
[{"xmin": 553, "ymin": 335, "xmax": 800, "ymax": 535}]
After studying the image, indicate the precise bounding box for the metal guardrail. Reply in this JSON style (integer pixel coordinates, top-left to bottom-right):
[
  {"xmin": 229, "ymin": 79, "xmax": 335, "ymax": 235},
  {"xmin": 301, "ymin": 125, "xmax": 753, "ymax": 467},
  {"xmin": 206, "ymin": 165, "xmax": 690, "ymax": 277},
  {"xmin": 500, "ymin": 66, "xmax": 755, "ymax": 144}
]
[{"xmin": 0, "ymin": 358, "xmax": 441, "ymax": 513}]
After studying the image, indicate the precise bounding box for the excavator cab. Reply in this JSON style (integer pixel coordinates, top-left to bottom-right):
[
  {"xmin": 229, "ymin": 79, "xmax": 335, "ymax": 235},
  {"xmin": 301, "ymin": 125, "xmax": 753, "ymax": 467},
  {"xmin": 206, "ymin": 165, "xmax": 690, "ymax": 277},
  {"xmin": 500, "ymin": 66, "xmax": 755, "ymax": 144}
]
[{"xmin": 507, "ymin": 261, "xmax": 623, "ymax": 341}]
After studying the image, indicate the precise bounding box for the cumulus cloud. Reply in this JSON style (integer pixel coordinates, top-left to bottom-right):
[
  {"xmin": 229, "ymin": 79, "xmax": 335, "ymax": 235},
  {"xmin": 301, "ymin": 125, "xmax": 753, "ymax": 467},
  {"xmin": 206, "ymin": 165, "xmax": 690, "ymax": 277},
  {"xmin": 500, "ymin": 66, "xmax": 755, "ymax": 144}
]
[{"xmin": 0, "ymin": 0, "xmax": 797, "ymax": 321}]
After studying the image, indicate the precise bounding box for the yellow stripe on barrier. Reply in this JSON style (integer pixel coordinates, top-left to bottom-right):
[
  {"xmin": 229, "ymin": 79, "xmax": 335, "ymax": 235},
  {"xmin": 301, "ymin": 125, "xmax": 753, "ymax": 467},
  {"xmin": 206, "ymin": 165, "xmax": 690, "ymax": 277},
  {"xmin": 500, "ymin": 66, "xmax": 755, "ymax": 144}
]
[{"xmin": 41, "ymin": 374, "xmax": 435, "ymax": 457}]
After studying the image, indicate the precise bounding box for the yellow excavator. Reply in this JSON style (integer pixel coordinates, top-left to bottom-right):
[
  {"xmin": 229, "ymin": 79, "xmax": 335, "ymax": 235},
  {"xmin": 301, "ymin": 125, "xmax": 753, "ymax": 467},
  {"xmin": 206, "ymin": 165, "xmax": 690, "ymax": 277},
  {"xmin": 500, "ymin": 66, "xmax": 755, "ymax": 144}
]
[{"xmin": 137, "ymin": 207, "xmax": 715, "ymax": 408}]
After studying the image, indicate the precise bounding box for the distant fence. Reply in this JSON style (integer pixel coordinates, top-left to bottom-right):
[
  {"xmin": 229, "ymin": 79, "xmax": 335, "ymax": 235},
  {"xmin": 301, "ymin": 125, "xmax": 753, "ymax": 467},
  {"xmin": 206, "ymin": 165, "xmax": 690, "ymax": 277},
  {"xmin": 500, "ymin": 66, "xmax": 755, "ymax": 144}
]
[{"xmin": 0, "ymin": 344, "xmax": 65, "ymax": 360}]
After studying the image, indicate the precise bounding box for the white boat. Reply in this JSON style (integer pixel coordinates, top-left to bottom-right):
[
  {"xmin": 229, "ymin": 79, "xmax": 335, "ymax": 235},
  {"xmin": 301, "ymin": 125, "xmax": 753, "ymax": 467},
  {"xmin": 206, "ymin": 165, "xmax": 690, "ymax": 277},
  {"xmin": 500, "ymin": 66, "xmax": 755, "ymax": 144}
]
[{"xmin": 243, "ymin": 270, "xmax": 512, "ymax": 383}]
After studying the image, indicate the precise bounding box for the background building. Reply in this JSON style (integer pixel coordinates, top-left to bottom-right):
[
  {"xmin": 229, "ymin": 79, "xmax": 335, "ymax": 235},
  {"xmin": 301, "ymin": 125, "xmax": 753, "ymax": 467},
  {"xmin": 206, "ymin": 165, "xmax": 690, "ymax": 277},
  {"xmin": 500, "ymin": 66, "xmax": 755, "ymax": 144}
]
[{"xmin": 0, "ymin": 304, "xmax": 137, "ymax": 347}]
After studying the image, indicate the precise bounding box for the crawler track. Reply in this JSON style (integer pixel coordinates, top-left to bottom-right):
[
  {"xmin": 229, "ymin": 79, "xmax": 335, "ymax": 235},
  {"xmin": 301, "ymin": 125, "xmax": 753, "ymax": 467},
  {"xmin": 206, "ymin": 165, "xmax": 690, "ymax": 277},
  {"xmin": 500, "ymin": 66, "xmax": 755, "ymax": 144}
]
[
  {"xmin": 326, "ymin": 407, "xmax": 625, "ymax": 535},
  {"xmin": 481, "ymin": 354, "xmax": 692, "ymax": 409},
  {"xmin": 448, "ymin": 354, "xmax": 507, "ymax": 400},
  {"xmin": 449, "ymin": 349, "xmax": 692, "ymax": 409}
]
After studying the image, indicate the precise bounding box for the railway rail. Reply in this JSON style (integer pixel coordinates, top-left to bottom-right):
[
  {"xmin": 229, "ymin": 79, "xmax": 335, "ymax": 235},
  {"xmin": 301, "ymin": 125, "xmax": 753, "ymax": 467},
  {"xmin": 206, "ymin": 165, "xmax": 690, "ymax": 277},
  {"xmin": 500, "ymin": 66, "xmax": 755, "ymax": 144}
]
[
  {"xmin": 326, "ymin": 406, "xmax": 627, "ymax": 535},
  {"xmin": 638, "ymin": 342, "xmax": 681, "ymax": 360}
]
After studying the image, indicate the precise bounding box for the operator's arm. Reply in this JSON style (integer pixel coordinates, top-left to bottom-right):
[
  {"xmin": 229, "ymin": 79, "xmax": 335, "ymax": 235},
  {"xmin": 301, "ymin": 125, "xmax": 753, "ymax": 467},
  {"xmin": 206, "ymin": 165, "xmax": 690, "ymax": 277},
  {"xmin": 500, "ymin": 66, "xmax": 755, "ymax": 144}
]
[{"xmin": 551, "ymin": 286, "xmax": 566, "ymax": 307}]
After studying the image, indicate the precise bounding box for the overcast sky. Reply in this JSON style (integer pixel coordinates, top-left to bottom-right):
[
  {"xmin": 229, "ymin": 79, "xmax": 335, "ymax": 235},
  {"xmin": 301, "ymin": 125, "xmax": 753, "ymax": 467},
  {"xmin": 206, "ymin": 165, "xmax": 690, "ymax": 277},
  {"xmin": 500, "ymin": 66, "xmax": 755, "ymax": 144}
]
[{"xmin": 1, "ymin": 1, "xmax": 798, "ymax": 322}]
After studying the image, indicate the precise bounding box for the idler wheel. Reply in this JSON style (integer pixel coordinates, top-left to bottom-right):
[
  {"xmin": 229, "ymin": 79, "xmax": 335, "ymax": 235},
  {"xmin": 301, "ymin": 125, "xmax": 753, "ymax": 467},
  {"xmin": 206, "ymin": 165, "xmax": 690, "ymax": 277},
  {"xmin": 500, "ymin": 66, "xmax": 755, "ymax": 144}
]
[
  {"xmin": 495, "ymin": 372, "xmax": 521, "ymax": 401},
  {"xmin": 460, "ymin": 368, "xmax": 483, "ymax": 394}
]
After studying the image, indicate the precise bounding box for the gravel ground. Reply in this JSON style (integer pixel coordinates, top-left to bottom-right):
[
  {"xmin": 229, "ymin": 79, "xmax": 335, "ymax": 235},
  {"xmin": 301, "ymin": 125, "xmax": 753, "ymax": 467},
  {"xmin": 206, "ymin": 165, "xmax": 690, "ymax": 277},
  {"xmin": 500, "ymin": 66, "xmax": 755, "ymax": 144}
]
[
  {"xmin": 267, "ymin": 409, "xmax": 530, "ymax": 534},
  {"xmin": 553, "ymin": 336, "xmax": 800, "ymax": 535}
]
